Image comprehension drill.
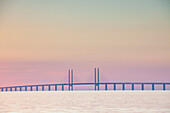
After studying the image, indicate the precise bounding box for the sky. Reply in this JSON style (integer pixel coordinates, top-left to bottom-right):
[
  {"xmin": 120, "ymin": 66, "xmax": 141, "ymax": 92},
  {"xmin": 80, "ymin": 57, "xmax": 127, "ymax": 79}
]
[{"xmin": 0, "ymin": 0, "xmax": 170, "ymax": 89}]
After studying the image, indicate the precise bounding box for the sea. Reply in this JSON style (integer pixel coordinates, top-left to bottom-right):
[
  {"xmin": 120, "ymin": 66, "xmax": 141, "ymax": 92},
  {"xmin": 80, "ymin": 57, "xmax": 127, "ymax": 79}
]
[{"xmin": 0, "ymin": 91, "xmax": 169, "ymax": 113}]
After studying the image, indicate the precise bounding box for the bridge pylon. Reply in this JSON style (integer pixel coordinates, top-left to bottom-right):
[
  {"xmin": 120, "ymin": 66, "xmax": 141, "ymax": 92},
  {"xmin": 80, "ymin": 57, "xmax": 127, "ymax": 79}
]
[{"xmin": 94, "ymin": 68, "xmax": 100, "ymax": 91}]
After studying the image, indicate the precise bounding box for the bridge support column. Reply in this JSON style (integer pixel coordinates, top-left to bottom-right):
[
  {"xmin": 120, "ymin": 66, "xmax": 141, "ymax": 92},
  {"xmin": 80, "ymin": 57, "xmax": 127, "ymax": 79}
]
[
  {"xmin": 141, "ymin": 84, "xmax": 144, "ymax": 90},
  {"xmin": 71, "ymin": 85, "xmax": 73, "ymax": 91},
  {"xmin": 6, "ymin": 88, "xmax": 8, "ymax": 92},
  {"xmin": 30, "ymin": 86, "xmax": 32, "ymax": 91},
  {"xmin": 48, "ymin": 85, "xmax": 51, "ymax": 91},
  {"xmin": 105, "ymin": 84, "xmax": 107, "ymax": 90},
  {"xmin": 25, "ymin": 87, "xmax": 27, "ymax": 91},
  {"xmin": 163, "ymin": 84, "xmax": 166, "ymax": 91},
  {"xmin": 55, "ymin": 85, "xmax": 57, "ymax": 91},
  {"xmin": 15, "ymin": 87, "xmax": 17, "ymax": 91},
  {"xmin": 1, "ymin": 88, "xmax": 3, "ymax": 92},
  {"xmin": 113, "ymin": 84, "xmax": 116, "ymax": 90},
  {"xmin": 36, "ymin": 86, "xmax": 38, "ymax": 91},
  {"xmin": 10, "ymin": 87, "xmax": 12, "ymax": 91},
  {"xmin": 152, "ymin": 84, "xmax": 154, "ymax": 90},
  {"xmin": 132, "ymin": 84, "xmax": 134, "ymax": 90},
  {"xmin": 122, "ymin": 84, "xmax": 125, "ymax": 90},
  {"xmin": 20, "ymin": 87, "xmax": 22, "ymax": 91},
  {"xmin": 62, "ymin": 85, "xmax": 64, "ymax": 91},
  {"xmin": 42, "ymin": 86, "xmax": 44, "ymax": 91}
]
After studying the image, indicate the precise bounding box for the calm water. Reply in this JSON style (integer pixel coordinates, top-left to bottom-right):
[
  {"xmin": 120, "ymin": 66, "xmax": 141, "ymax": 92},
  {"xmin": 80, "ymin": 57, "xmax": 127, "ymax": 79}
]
[{"xmin": 0, "ymin": 91, "xmax": 170, "ymax": 113}]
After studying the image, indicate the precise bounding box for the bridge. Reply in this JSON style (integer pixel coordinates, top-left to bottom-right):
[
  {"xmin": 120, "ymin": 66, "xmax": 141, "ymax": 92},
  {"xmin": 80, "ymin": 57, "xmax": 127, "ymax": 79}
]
[{"xmin": 0, "ymin": 68, "xmax": 170, "ymax": 92}]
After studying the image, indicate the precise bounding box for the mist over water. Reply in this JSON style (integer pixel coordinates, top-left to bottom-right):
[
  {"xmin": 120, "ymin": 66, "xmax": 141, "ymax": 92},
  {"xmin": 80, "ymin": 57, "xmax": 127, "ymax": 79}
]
[{"xmin": 0, "ymin": 91, "xmax": 169, "ymax": 113}]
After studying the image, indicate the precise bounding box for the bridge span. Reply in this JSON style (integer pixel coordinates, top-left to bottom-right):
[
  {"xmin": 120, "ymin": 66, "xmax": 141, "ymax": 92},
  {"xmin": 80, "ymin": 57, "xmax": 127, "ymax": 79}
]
[{"xmin": 0, "ymin": 68, "xmax": 170, "ymax": 92}]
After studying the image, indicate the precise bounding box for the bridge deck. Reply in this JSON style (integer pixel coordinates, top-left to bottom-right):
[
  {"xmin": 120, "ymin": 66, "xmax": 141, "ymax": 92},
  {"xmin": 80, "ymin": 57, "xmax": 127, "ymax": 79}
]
[{"xmin": 0, "ymin": 82, "xmax": 170, "ymax": 89}]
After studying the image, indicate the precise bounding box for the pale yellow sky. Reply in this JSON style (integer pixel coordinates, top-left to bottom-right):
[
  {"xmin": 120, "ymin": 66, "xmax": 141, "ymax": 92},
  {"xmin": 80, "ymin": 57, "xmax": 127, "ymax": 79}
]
[
  {"xmin": 1, "ymin": 22, "xmax": 170, "ymax": 63},
  {"xmin": 0, "ymin": 0, "xmax": 170, "ymax": 63}
]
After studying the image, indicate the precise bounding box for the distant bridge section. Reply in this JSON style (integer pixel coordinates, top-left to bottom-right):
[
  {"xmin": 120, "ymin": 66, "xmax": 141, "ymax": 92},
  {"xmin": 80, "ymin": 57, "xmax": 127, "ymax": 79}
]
[{"xmin": 0, "ymin": 68, "xmax": 170, "ymax": 92}]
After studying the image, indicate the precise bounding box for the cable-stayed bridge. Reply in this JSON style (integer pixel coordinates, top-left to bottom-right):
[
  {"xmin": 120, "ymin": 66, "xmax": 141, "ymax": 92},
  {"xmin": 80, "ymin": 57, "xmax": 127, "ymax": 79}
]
[{"xmin": 0, "ymin": 68, "xmax": 170, "ymax": 92}]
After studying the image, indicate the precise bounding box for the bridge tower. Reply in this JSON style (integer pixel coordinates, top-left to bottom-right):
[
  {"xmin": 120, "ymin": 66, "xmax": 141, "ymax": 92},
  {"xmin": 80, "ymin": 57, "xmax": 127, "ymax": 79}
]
[
  {"xmin": 68, "ymin": 69, "xmax": 70, "ymax": 91},
  {"xmin": 97, "ymin": 68, "xmax": 99, "ymax": 90},
  {"xmin": 71, "ymin": 69, "xmax": 73, "ymax": 91},
  {"xmin": 94, "ymin": 68, "xmax": 96, "ymax": 90},
  {"xmin": 94, "ymin": 68, "xmax": 100, "ymax": 91},
  {"xmin": 68, "ymin": 69, "xmax": 73, "ymax": 91}
]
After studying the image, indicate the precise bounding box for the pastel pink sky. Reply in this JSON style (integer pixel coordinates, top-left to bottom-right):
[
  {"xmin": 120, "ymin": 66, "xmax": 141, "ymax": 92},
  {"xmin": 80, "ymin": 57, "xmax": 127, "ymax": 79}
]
[{"xmin": 0, "ymin": 0, "xmax": 170, "ymax": 87}]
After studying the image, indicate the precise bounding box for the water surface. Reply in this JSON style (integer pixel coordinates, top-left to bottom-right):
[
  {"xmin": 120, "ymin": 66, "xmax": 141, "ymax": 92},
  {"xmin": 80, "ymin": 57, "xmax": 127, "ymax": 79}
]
[{"xmin": 0, "ymin": 91, "xmax": 169, "ymax": 113}]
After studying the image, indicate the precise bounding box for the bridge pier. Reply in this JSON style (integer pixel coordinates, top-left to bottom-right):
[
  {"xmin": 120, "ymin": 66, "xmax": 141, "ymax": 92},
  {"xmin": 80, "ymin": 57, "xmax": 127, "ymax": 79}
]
[
  {"xmin": 122, "ymin": 84, "xmax": 125, "ymax": 90},
  {"xmin": 20, "ymin": 87, "xmax": 22, "ymax": 91},
  {"xmin": 1, "ymin": 88, "xmax": 3, "ymax": 92},
  {"xmin": 55, "ymin": 85, "xmax": 57, "ymax": 91},
  {"xmin": 36, "ymin": 86, "xmax": 38, "ymax": 91},
  {"xmin": 132, "ymin": 84, "xmax": 134, "ymax": 90},
  {"xmin": 163, "ymin": 84, "xmax": 166, "ymax": 90},
  {"xmin": 105, "ymin": 84, "xmax": 107, "ymax": 90},
  {"xmin": 113, "ymin": 84, "xmax": 116, "ymax": 90},
  {"xmin": 141, "ymin": 84, "xmax": 144, "ymax": 90},
  {"xmin": 10, "ymin": 87, "xmax": 12, "ymax": 91},
  {"xmin": 42, "ymin": 85, "xmax": 44, "ymax": 91},
  {"xmin": 6, "ymin": 88, "xmax": 8, "ymax": 92},
  {"xmin": 71, "ymin": 85, "xmax": 73, "ymax": 91},
  {"xmin": 30, "ymin": 86, "xmax": 32, "ymax": 91},
  {"xmin": 152, "ymin": 84, "xmax": 154, "ymax": 90},
  {"xmin": 25, "ymin": 86, "xmax": 27, "ymax": 91},
  {"xmin": 48, "ymin": 85, "xmax": 51, "ymax": 91},
  {"xmin": 15, "ymin": 87, "xmax": 17, "ymax": 91},
  {"xmin": 62, "ymin": 85, "xmax": 64, "ymax": 91}
]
